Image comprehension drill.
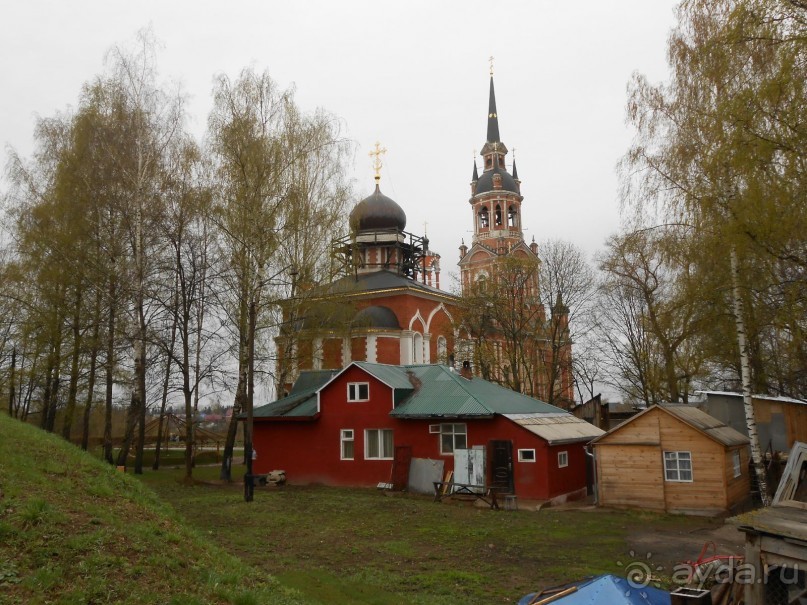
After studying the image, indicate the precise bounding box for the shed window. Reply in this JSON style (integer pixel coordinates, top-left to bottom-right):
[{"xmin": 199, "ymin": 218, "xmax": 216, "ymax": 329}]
[
  {"xmin": 518, "ymin": 449, "xmax": 536, "ymax": 463},
  {"xmin": 732, "ymin": 450, "xmax": 742, "ymax": 478},
  {"xmin": 664, "ymin": 451, "xmax": 693, "ymax": 482},
  {"xmin": 439, "ymin": 423, "xmax": 467, "ymax": 455},
  {"xmin": 365, "ymin": 429, "xmax": 394, "ymax": 460},
  {"xmin": 340, "ymin": 429, "xmax": 354, "ymax": 460},
  {"xmin": 347, "ymin": 382, "xmax": 369, "ymax": 402},
  {"xmin": 557, "ymin": 451, "xmax": 568, "ymax": 468}
]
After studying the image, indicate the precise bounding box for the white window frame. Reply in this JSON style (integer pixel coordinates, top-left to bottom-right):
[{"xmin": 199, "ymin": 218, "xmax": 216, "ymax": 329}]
[
  {"xmin": 557, "ymin": 451, "xmax": 569, "ymax": 468},
  {"xmin": 732, "ymin": 450, "xmax": 742, "ymax": 478},
  {"xmin": 664, "ymin": 450, "xmax": 693, "ymax": 482},
  {"xmin": 518, "ymin": 449, "xmax": 536, "ymax": 463},
  {"xmin": 438, "ymin": 423, "xmax": 468, "ymax": 455},
  {"xmin": 347, "ymin": 382, "xmax": 370, "ymax": 402},
  {"xmin": 364, "ymin": 429, "xmax": 394, "ymax": 460},
  {"xmin": 340, "ymin": 429, "xmax": 354, "ymax": 460}
]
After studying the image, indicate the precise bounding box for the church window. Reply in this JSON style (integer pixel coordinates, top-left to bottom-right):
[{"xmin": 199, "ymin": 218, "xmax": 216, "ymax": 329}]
[
  {"xmin": 413, "ymin": 332, "xmax": 424, "ymax": 364},
  {"xmin": 495, "ymin": 205, "xmax": 502, "ymax": 226},
  {"xmin": 437, "ymin": 336, "xmax": 447, "ymax": 363},
  {"xmin": 478, "ymin": 207, "xmax": 489, "ymax": 229},
  {"xmin": 508, "ymin": 206, "xmax": 518, "ymax": 227}
]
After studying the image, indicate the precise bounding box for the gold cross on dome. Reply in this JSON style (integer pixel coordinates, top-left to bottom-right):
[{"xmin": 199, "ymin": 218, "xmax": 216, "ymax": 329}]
[
  {"xmin": 369, "ymin": 141, "xmax": 387, "ymax": 183},
  {"xmin": 489, "ymin": 55, "xmax": 494, "ymax": 76}
]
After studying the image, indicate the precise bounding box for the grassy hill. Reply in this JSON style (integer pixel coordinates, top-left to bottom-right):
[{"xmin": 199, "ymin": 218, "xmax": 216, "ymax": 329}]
[{"xmin": 0, "ymin": 413, "xmax": 306, "ymax": 605}]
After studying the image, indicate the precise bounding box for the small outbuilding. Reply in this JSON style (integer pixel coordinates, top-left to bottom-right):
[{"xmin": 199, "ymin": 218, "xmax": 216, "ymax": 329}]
[
  {"xmin": 591, "ymin": 404, "xmax": 751, "ymax": 515},
  {"xmin": 695, "ymin": 390, "xmax": 807, "ymax": 453}
]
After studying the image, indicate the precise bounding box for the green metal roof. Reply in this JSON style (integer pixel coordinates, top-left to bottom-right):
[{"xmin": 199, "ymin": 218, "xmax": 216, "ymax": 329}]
[
  {"xmin": 254, "ymin": 363, "xmax": 566, "ymax": 420},
  {"xmin": 253, "ymin": 370, "xmax": 336, "ymax": 419},
  {"xmin": 352, "ymin": 361, "xmax": 416, "ymax": 391},
  {"xmin": 390, "ymin": 364, "xmax": 564, "ymax": 418}
]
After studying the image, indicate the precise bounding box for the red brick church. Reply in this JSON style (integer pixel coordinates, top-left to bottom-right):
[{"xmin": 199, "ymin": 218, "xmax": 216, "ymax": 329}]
[{"xmin": 276, "ymin": 72, "xmax": 574, "ymax": 407}]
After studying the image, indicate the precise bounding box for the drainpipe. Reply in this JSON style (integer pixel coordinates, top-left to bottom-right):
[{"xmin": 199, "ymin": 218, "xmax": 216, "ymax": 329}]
[{"xmin": 585, "ymin": 444, "xmax": 597, "ymax": 505}]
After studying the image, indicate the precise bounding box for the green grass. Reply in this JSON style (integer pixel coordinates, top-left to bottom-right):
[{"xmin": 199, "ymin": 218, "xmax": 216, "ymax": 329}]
[
  {"xmin": 1, "ymin": 414, "xmax": 715, "ymax": 604},
  {"xmin": 137, "ymin": 468, "xmax": 712, "ymax": 604},
  {"xmin": 0, "ymin": 414, "xmax": 308, "ymax": 605}
]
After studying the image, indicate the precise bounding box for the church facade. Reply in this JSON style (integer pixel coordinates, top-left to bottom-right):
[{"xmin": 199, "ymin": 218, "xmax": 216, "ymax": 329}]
[{"xmin": 276, "ymin": 74, "xmax": 573, "ymax": 408}]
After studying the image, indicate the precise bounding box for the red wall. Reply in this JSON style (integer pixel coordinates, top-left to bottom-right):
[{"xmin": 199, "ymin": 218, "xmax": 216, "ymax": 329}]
[{"xmin": 253, "ymin": 366, "xmax": 589, "ymax": 501}]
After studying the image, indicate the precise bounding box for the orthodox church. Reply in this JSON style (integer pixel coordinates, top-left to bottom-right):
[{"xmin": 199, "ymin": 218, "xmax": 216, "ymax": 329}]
[{"xmin": 276, "ymin": 71, "xmax": 573, "ymax": 407}]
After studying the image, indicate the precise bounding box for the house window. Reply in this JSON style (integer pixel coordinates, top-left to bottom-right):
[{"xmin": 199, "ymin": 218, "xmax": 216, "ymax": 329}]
[
  {"xmin": 732, "ymin": 450, "xmax": 742, "ymax": 478},
  {"xmin": 365, "ymin": 429, "xmax": 394, "ymax": 460},
  {"xmin": 557, "ymin": 451, "xmax": 568, "ymax": 468},
  {"xmin": 439, "ymin": 423, "xmax": 467, "ymax": 455},
  {"xmin": 347, "ymin": 382, "xmax": 369, "ymax": 402},
  {"xmin": 664, "ymin": 451, "xmax": 693, "ymax": 482},
  {"xmin": 518, "ymin": 449, "xmax": 536, "ymax": 463},
  {"xmin": 340, "ymin": 429, "xmax": 354, "ymax": 460}
]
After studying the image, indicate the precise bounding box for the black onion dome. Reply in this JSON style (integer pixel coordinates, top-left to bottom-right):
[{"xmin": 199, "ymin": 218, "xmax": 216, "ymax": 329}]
[
  {"xmin": 352, "ymin": 305, "xmax": 401, "ymax": 329},
  {"xmin": 475, "ymin": 166, "xmax": 519, "ymax": 194},
  {"xmin": 349, "ymin": 184, "xmax": 407, "ymax": 231}
]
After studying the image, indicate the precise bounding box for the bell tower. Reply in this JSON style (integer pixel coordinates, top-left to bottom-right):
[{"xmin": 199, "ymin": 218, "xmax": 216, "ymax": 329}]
[{"xmin": 458, "ymin": 66, "xmax": 538, "ymax": 292}]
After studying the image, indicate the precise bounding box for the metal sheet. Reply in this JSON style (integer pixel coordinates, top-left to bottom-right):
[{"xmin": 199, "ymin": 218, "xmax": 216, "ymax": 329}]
[{"xmin": 407, "ymin": 457, "xmax": 444, "ymax": 494}]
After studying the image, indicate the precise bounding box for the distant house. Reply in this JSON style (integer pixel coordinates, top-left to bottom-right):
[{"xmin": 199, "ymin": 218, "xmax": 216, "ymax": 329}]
[
  {"xmin": 251, "ymin": 362, "xmax": 604, "ymax": 503},
  {"xmin": 695, "ymin": 391, "xmax": 807, "ymax": 453},
  {"xmin": 591, "ymin": 404, "xmax": 751, "ymax": 515},
  {"xmin": 571, "ymin": 395, "xmax": 642, "ymax": 431}
]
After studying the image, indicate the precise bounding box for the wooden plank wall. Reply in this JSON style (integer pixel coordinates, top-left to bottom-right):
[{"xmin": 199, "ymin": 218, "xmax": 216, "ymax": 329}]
[{"xmin": 595, "ymin": 407, "xmax": 747, "ymax": 514}]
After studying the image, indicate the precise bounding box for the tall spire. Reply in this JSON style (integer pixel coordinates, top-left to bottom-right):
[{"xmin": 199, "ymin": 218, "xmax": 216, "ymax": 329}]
[
  {"xmin": 472, "ymin": 159, "xmax": 478, "ymax": 181},
  {"xmin": 487, "ymin": 75, "xmax": 500, "ymax": 143}
]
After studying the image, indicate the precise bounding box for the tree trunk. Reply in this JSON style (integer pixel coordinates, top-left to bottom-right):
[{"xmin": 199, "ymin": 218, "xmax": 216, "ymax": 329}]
[
  {"xmin": 62, "ymin": 284, "xmax": 84, "ymax": 441},
  {"xmin": 220, "ymin": 294, "xmax": 249, "ymax": 482},
  {"xmin": 7, "ymin": 347, "xmax": 15, "ymax": 417},
  {"xmin": 81, "ymin": 293, "xmax": 102, "ymax": 451},
  {"xmin": 81, "ymin": 341, "xmax": 99, "ymax": 451},
  {"xmin": 730, "ymin": 248, "xmax": 770, "ymax": 506},
  {"xmin": 103, "ymin": 277, "xmax": 117, "ymax": 465},
  {"xmin": 153, "ymin": 288, "xmax": 178, "ymax": 470}
]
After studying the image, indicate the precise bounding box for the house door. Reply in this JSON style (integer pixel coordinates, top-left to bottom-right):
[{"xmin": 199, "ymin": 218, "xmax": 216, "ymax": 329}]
[
  {"xmin": 390, "ymin": 445, "xmax": 412, "ymax": 490},
  {"xmin": 454, "ymin": 446, "xmax": 486, "ymax": 493},
  {"xmin": 489, "ymin": 440, "xmax": 514, "ymax": 494}
]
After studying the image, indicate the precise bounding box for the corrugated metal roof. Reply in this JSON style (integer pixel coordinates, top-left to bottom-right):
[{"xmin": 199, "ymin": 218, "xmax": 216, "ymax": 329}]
[
  {"xmin": 505, "ymin": 413, "xmax": 604, "ymax": 444},
  {"xmin": 696, "ymin": 390, "xmax": 807, "ymax": 406},
  {"xmin": 390, "ymin": 365, "xmax": 564, "ymax": 417},
  {"xmin": 662, "ymin": 404, "xmax": 749, "ymax": 447},
  {"xmin": 352, "ymin": 361, "xmax": 415, "ymax": 390},
  {"xmin": 253, "ymin": 370, "xmax": 336, "ymax": 418}
]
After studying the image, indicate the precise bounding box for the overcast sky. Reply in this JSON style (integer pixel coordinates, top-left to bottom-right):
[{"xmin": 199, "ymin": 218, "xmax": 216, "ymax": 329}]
[{"xmin": 1, "ymin": 1, "xmax": 679, "ymax": 285}]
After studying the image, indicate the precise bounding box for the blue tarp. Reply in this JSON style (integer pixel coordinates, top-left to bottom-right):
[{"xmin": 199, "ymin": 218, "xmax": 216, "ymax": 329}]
[{"xmin": 518, "ymin": 574, "xmax": 671, "ymax": 605}]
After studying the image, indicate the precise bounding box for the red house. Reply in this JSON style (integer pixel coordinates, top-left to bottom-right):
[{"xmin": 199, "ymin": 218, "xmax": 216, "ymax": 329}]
[{"xmin": 252, "ymin": 361, "xmax": 603, "ymax": 503}]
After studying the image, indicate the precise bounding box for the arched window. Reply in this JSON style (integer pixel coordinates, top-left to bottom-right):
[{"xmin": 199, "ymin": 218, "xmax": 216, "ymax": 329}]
[
  {"xmin": 437, "ymin": 336, "xmax": 447, "ymax": 363},
  {"xmin": 494, "ymin": 205, "xmax": 502, "ymax": 226},
  {"xmin": 508, "ymin": 205, "xmax": 518, "ymax": 228},
  {"xmin": 413, "ymin": 333, "xmax": 424, "ymax": 364},
  {"xmin": 478, "ymin": 207, "xmax": 489, "ymax": 229}
]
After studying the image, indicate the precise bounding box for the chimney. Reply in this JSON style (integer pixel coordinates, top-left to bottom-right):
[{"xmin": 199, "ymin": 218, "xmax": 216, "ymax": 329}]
[{"xmin": 460, "ymin": 360, "xmax": 473, "ymax": 380}]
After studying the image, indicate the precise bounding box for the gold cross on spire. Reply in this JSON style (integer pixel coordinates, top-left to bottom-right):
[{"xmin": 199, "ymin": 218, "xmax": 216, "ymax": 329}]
[
  {"xmin": 369, "ymin": 141, "xmax": 387, "ymax": 183},
  {"xmin": 489, "ymin": 55, "xmax": 494, "ymax": 76}
]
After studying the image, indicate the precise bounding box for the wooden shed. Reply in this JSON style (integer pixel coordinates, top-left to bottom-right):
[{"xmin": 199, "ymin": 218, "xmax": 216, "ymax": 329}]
[{"xmin": 591, "ymin": 404, "xmax": 751, "ymax": 515}]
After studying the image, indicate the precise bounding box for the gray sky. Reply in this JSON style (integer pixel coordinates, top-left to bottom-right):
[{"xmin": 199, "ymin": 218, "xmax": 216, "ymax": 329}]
[{"xmin": 1, "ymin": 0, "xmax": 679, "ymax": 285}]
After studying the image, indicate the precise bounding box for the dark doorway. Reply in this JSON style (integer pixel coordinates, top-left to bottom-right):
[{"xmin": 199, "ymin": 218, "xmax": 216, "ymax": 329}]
[
  {"xmin": 489, "ymin": 440, "xmax": 514, "ymax": 493},
  {"xmin": 391, "ymin": 445, "xmax": 412, "ymax": 490}
]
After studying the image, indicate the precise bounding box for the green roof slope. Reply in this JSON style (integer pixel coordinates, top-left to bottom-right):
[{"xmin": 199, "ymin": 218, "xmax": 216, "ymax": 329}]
[
  {"xmin": 390, "ymin": 364, "xmax": 564, "ymax": 418},
  {"xmin": 253, "ymin": 370, "xmax": 337, "ymax": 418}
]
